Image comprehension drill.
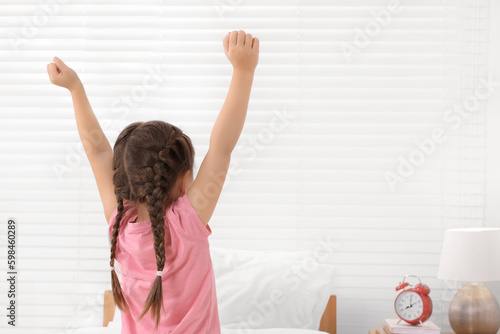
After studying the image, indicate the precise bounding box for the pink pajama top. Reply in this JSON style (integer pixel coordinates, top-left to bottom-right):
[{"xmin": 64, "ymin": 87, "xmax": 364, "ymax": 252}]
[{"xmin": 108, "ymin": 194, "xmax": 220, "ymax": 334}]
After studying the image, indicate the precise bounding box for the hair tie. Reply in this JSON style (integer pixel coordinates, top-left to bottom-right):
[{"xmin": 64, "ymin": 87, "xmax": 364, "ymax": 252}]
[
  {"xmin": 110, "ymin": 266, "xmax": 115, "ymax": 271},
  {"xmin": 157, "ymin": 271, "xmax": 163, "ymax": 276}
]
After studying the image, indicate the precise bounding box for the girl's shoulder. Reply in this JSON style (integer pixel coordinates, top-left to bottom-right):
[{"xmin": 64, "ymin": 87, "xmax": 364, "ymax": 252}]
[{"xmin": 169, "ymin": 194, "xmax": 212, "ymax": 239}]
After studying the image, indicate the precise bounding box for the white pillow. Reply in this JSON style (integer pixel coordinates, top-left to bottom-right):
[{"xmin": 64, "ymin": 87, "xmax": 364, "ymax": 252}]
[{"xmin": 210, "ymin": 247, "xmax": 335, "ymax": 330}]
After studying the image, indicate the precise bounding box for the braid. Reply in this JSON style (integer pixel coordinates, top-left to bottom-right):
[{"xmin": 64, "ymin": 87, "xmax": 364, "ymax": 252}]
[
  {"xmin": 108, "ymin": 122, "xmax": 143, "ymax": 314},
  {"xmin": 110, "ymin": 198, "xmax": 130, "ymax": 313},
  {"xmin": 114, "ymin": 120, "xmax": 195, "ymax": 331},
  {"xmin": 136, "ymin": 156, "xmax": 176, "ymax": 330}
]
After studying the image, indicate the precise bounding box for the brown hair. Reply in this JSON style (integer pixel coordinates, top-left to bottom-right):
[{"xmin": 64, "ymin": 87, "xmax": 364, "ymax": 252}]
[{"xmin": 109, "ymin": 120, "xmax": 195, "ymax": 330}]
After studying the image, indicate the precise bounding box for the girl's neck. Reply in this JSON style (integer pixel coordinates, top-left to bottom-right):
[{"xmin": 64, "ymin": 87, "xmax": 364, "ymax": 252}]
[
  {"xmin": 133, "ymin": 203, "xmax": 150, "ymax": 223},
  {"xmin": 129, "ymin": 178, "xmax": 190, "ymax": 223}
]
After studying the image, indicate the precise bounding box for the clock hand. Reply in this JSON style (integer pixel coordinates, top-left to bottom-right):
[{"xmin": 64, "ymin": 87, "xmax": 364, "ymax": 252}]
[{"xmin": 405, "ymin": 295, "xmax": 413, "ymax": 309}]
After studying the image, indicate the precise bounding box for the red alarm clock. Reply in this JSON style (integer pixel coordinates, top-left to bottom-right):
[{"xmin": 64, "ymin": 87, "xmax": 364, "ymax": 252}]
[{"xmin": 394, "ymin": 275, "xmax": 433, "ymax": 325}]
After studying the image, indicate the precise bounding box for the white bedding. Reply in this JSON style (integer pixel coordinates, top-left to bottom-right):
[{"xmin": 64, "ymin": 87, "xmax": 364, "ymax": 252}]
[
  {"xmin": 210, "ymin": 247, "xmax": 335, "ymax": 330},
  {"xmin": 222, "ymin": 329, "xmax": 329, "ymax": 334},
  {"xmin": 74, "ymin": 328, "xmax": 328, "ymax": 334}
]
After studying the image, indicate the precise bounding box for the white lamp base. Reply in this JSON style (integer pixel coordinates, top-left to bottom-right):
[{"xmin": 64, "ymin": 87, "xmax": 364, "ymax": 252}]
[{"xmin": 449, "ymin": 284, "xmax": 500, "ymax": 334}]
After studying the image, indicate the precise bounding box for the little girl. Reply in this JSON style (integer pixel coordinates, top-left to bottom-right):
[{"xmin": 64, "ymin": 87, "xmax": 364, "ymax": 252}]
[{"xmin": 47, "ymin": 30, "xmax": 259, "ymax": 333}]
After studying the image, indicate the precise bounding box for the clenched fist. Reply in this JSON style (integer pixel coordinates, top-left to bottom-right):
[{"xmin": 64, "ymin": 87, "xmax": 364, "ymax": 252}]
[
  {"xmin": 47, "ymin": 57, "xmax": 81, "ymax": 91},
  {"xmin": 223, "ymin": 30, "xmax": 259, "ymax": 73}
]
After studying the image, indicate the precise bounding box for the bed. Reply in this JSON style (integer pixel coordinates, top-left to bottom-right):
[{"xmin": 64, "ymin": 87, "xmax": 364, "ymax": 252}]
[
  {"xmin": 103, "ymin": 290, "xmax": 337, "ymax": 334},
  {"xmin": 77, "ymin": 247, "xmax": 337, "ymax": 334}
]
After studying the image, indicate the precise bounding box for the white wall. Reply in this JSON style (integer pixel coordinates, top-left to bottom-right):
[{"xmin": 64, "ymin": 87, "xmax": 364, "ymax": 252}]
[
  {"xmin": 485, "ymin": 0, "xmax": 500, "ymax": 307},
  {"xmin": 0, "ymin": 1, "xmax": 497, "ymax": 334}
]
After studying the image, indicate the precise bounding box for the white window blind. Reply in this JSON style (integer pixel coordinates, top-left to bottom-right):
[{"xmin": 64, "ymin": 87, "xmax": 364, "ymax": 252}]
[{"xmin": 0, "ymin": 1, "xmax": 494, "ymax": 333}]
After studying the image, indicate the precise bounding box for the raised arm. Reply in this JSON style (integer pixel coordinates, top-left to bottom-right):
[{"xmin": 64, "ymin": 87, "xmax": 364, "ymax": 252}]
[
  {"xmin": 187, "ymin": 30, "xmax": 259, "ymax": 225},
  {"xmin": 47, "ymin": 58, "xmax": 117, "ymax": 223}
]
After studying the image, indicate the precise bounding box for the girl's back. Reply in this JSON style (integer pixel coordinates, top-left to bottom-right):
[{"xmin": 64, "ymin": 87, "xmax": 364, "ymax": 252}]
[
  {"xmin": 108, "ymin": 194, "xmax": 218, "ymax": 333},
  {"xmin": 47, "ymin": 30, "xmax": 259, "ymax": 333}
]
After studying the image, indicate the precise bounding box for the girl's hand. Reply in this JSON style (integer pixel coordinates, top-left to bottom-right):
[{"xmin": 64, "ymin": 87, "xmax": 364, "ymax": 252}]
[
  {"xmin": 223, "ymin": 30, "xmax": 259, "ymax": 74},
  {"xmin": 47, "ymin": 57, "xmax": 81, "ymax": 91}
]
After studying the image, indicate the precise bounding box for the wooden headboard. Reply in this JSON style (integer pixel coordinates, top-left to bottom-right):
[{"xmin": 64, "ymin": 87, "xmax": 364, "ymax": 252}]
[
  {"xmin": 103, "ymin": 290, "xmax": 336, "ymax": 334},
  {"xmin": 103, "ymin": 290, "xmax": 116, "ymax": 327},
  {"xmin": 319, "ymin": 295, "xmax": 337, "ymax": 334}
]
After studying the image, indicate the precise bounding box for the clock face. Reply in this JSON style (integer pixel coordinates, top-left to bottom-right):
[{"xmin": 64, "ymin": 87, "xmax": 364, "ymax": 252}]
[{"xmin": 395, "ymin": 291, "xmax": 424, "ymax": 321}]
